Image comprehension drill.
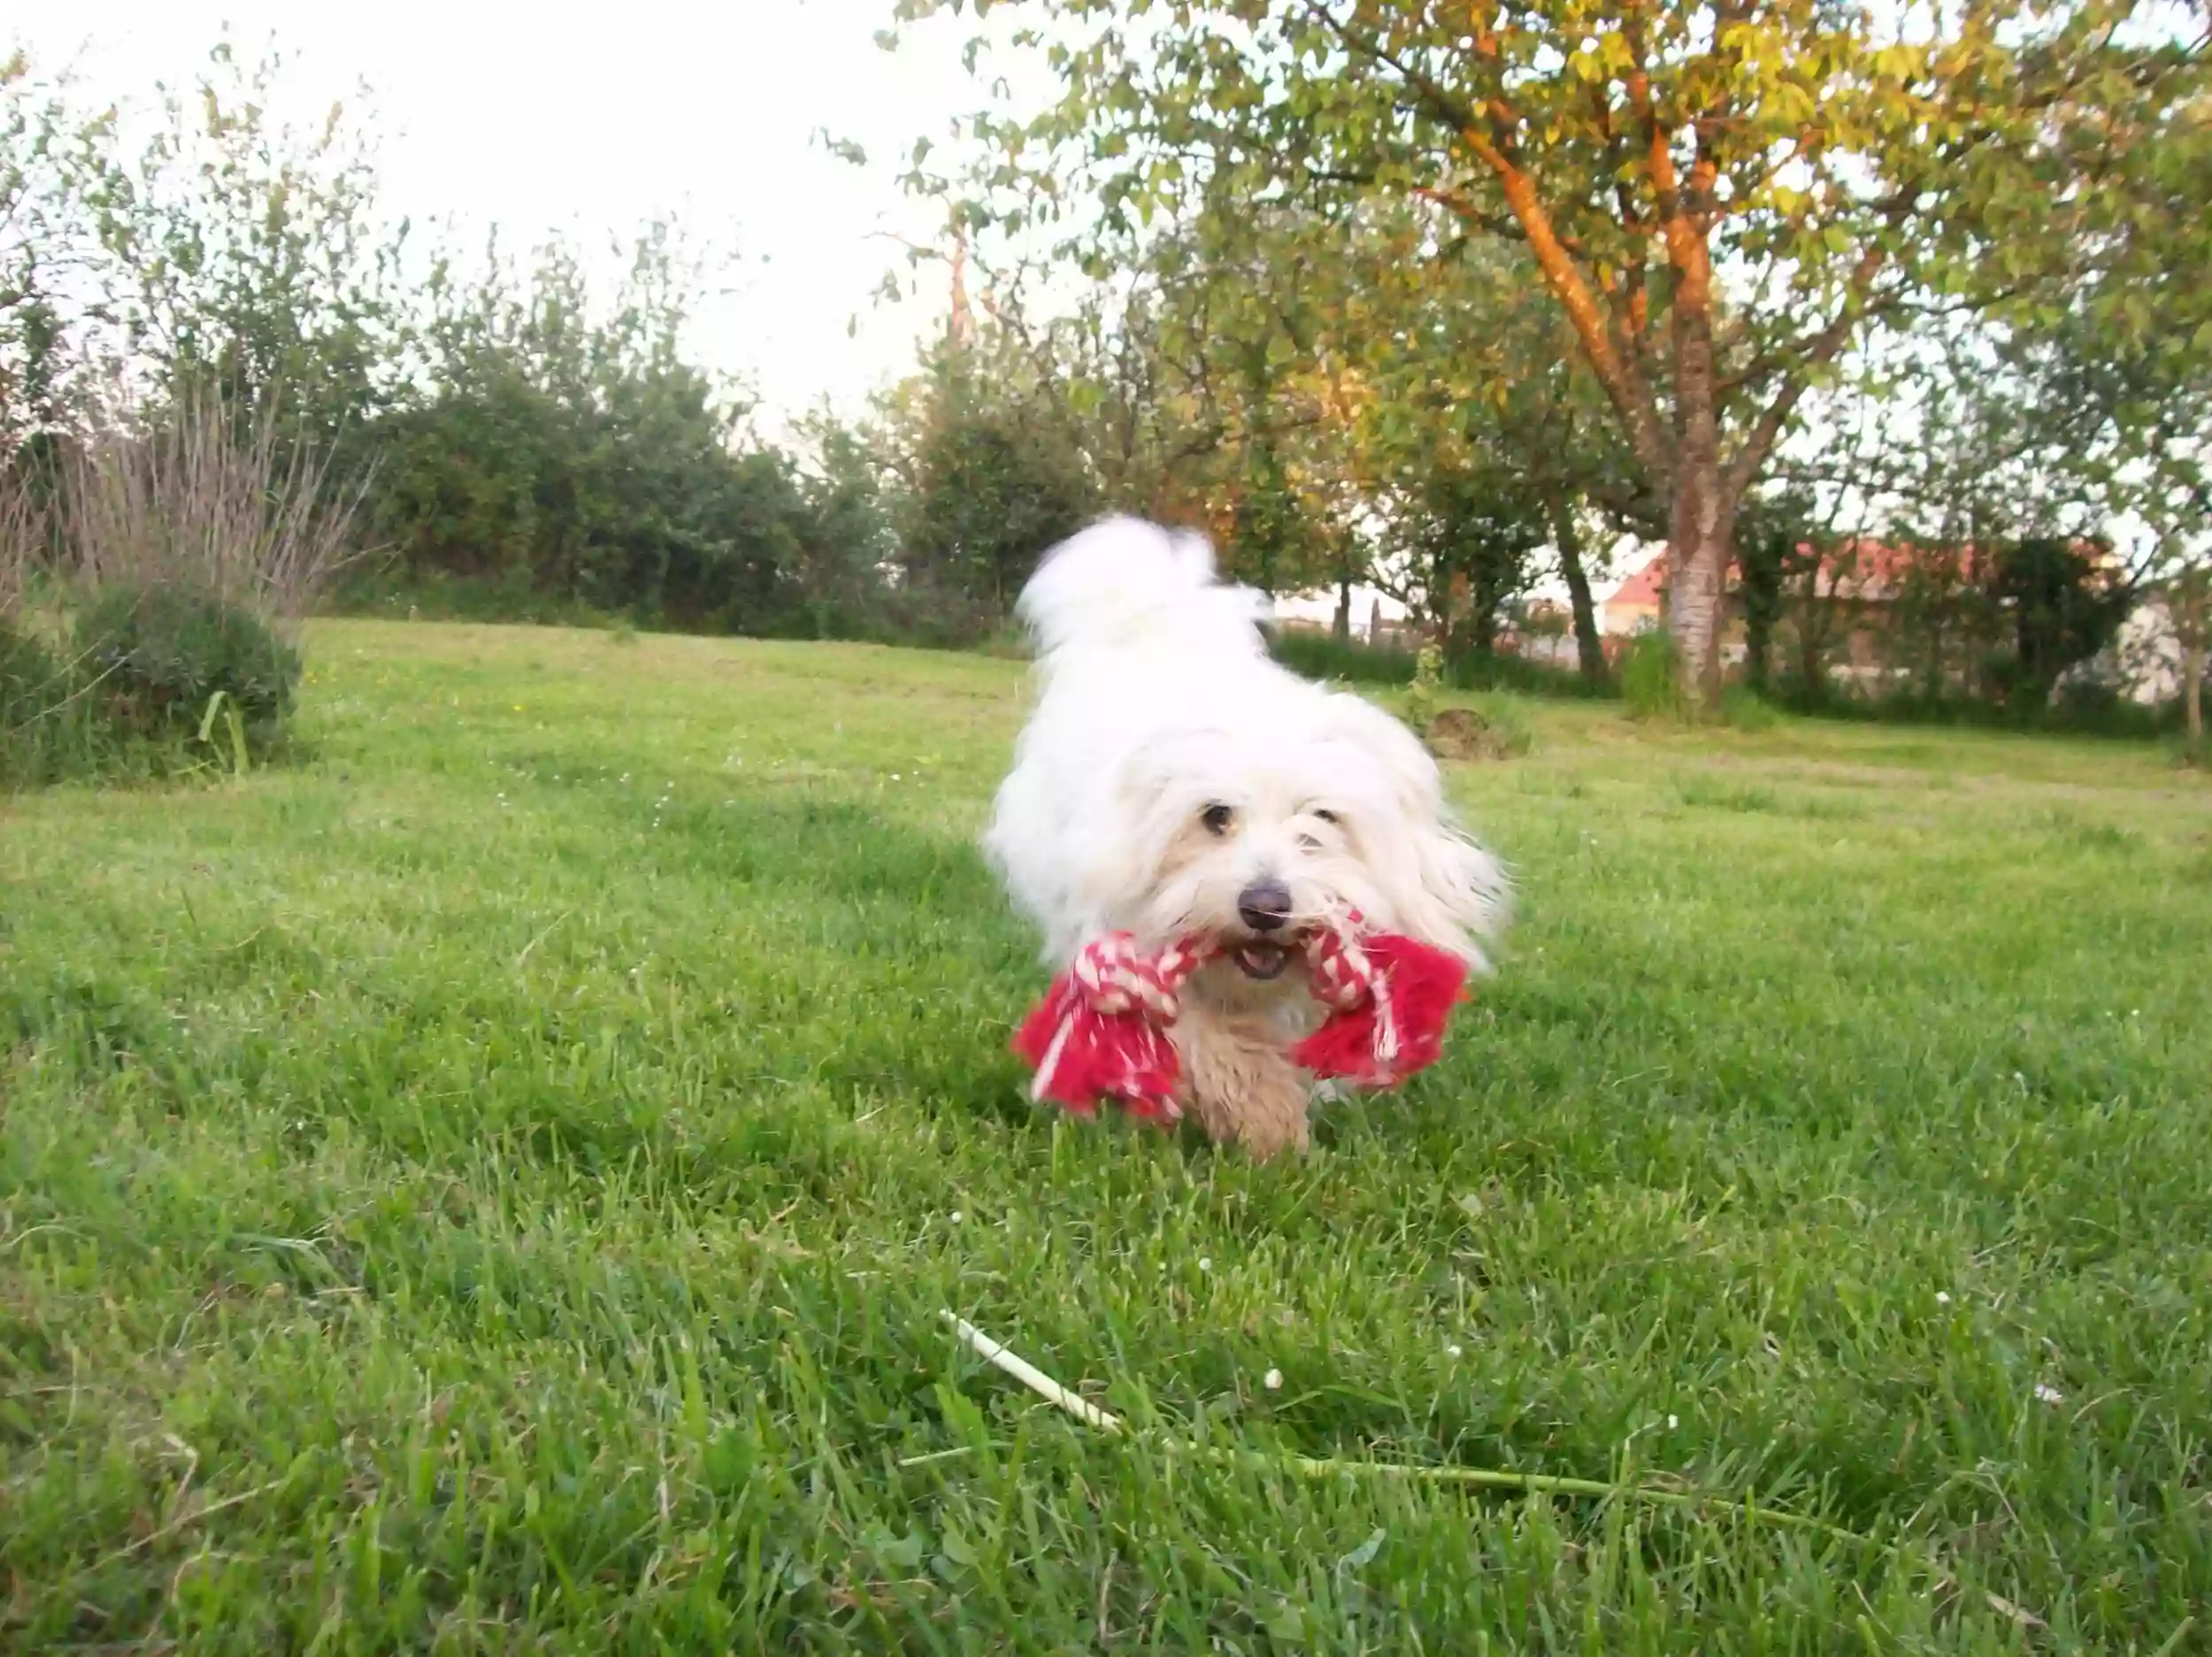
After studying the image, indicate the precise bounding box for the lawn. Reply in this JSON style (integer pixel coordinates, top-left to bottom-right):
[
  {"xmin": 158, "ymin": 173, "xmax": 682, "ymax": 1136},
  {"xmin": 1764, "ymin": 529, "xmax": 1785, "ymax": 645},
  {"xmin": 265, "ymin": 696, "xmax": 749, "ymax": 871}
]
[{"xmin": 4, "ymin": 619, "xmax": 2210, "ymax": 1653}]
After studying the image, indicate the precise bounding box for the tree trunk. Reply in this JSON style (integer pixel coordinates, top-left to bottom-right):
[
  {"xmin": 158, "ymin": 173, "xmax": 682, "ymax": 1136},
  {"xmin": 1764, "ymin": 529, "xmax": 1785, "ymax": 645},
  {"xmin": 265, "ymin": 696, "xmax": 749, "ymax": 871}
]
[
  {"xmin": 1741, "ymin": 562, "xmax": 1777, "ymax": 694},
  {"xmin": 1471, "ymin": 598, "xmax": 1498, "ymax": 657},
  {"xmin": 1333, "ymin": 573, "xmax": 1353, "ymax": 645},
  {"xmin": 1427, "ymin": 552, "xmax": 1458, "ymax": 661},
  {"xmin": 1546, "ymin": 491, "xmax": 1608, "ymax": 685},
  {"xmin": 1744, "ymin": 608, "xmax": 1771, "ymax": 693},
  {"xmin": 1663, "ymin": 242, "xmax": 1732, "ymax": 713},
  {"xmin": 1666, "ymin": 496, "xmax": 1733, "ymax": 712},
  {"xmin": 1795, "ymin": 568, "xmax": 1829, "ymax": 701},
  {"xmin": 2181, "ymin": 582, "xmax": 2206, "ymax": 745},
  {"xmin": 1735, "ymin": 528, "xmax": 1788, "ymax": 695}
]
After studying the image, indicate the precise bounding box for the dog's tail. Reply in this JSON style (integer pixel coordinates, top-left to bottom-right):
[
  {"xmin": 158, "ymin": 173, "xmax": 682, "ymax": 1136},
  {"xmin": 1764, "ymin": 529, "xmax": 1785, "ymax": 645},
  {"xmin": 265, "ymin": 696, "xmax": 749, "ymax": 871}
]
[{"xmin": 1017, "ymin": 517, "xmax": 1271, "ymax": 664}]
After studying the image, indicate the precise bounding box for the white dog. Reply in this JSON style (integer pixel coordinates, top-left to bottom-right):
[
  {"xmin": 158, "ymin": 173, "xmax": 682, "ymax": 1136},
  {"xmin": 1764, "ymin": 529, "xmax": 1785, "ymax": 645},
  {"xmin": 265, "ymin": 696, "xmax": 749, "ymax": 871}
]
[{"xmin": 985, "ymin": 518, "xmax": 1509, "ymax": 1156}]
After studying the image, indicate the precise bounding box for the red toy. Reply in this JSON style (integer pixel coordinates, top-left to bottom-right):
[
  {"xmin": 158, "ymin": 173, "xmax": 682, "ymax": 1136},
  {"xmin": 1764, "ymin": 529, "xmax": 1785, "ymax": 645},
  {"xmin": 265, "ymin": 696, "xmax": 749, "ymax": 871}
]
[{"xmin": 1012, "ymin": 917, "xmax": 1467, "ymax": 1122}]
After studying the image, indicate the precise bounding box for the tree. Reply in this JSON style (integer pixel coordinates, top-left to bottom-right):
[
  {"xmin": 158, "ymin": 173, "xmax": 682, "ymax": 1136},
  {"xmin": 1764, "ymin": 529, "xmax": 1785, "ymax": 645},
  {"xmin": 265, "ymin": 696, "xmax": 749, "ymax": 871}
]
[
  {"xmin": 1475, "ymin": 303, "xmax": 1637, "ymax": 684},
  {"xmin": 2, "ymin": 50, "xmax": 121, "ymax": 450},
  {"xmin": 1070, "ymin": 195, "xmax": 1625, "ymax": 668},
  {"xmin": 1391, "ymin": 456, "xmax": 1548, "ymax": 659},
  {"xmin": 365, "ymin": 226, "xmax": 826, "ymax": 633},
  {"xmin": 89, "ymin": 40, "xmax": 406, "ymax": 453},
  {"xmin": 1077, "ymin": 203, "xmax": 1379, "ymax": 599},
  {"xmin": 875, "ymin": 338, "xmax": 1099, "ymax": 630},
  {"xmin": 1733, "ymin": 484, "xmax": 1822, "ymax": 695},
  {"xmin": 789, "ymin": 412, "xmax": 904, "ymax": 640},
  {"xmin": 2177, "ymin": 570, "xmax": 2208, "ymax": 750},
  {"xmin": 896, "ymin": 0, "xmax": 2198, "ymax": 711},
  {"xmin": 1989, "ymin": 535, "xmax": 2132, "ymax": 709},
  {"xmin": 1982, "ymin": 66, "xmax": 2212, "ymax": 740}
]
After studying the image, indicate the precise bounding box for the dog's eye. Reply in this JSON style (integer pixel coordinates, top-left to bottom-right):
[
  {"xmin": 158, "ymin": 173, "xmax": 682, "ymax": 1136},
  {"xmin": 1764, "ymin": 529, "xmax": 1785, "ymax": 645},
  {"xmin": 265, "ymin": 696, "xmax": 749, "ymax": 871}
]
[
  {"xmin": 1312, "ymin": 808, "xmax": 1340, "ymax": 825},
  {"xmin": 1201, "ymin": 803, "xmax": 1234, "ymax": 835}
]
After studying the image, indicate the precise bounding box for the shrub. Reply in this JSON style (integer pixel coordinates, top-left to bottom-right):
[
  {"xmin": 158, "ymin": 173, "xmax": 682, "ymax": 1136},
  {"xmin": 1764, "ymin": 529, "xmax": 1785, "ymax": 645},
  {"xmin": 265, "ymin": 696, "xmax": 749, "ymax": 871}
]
[
  {"xmin": 1720, "ymin": 685, "xmax": 1783, "ymax": 732},
  {"xmin": 75, "ymin": 584, "xmax": 301, "ymax": 750},
  {"xmin": 1448, "ymin": 648, "xmax": 1612, "ymax": 700},
  {"xmin": 62, "ymin": 389, "xmax": 365, "ymax": 619},
  {"xmin": 1468, "ymin": 693, "xmax": 1538, "ymax": 757},
  {"xmin": 1426, "ymin": 695, "xmax": 1538, "ymax": 762},
  {"xmin": 879, "ymin": 352, "xmax": 1098, "ymax": 637},
  {"xmin": 878, "ymin": 570, "xmax": 1006, "ymax": 652},
  {"xmin": 2, "ymin": 387, "xmax": 361, "ymax": 786},
  {"xmin": 1272, "ymin": 630, "xmax": 1615, "ymax": 701},
  {"xmin": 1404, "ymin": 641, "xmax": 1447, "ymax": 731},
  {"xmin": 0, "ymin": 619, "xmax": 65, "ymax": 777},
  {"xmin": 328, "ymin": 564, "xmax": 625, "ymax": 630},
  {"xmin": 1271, "ymin": 630, "xmax": 1417, "ymax": 685},
  {"xmin": 1619, "ymin": 631, "xmax": 1688, "ymax": 721},
  {"xmin": 1, "ymin": 618, "xmax": 62, "ymax": 715}
]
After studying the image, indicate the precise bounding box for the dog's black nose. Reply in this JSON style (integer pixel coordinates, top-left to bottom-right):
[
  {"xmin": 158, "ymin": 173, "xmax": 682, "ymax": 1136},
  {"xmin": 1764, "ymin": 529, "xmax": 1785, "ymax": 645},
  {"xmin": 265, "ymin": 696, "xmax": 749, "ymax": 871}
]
[{"xmin": 1237, "ymin": 879, "xmax": 1294, "ymax": 932}]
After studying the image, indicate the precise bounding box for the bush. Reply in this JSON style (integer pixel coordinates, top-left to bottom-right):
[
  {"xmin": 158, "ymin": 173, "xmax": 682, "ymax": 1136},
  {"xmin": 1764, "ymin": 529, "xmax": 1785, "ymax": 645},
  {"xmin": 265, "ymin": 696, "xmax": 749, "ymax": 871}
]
[
  {"xmin": 1273, "ymin": 630, "xmax": 1417, "ymax": 685},
  {"xmin": 1272, "ymin": 631, "xmax": 1615, "ymax": 701},
  {"xmin": 1619, "ymin": 631, "xmax": 1688, "ymax": 721},
  {"xmin": 328, "ymin": 564, "xmax": 627, "ymax": 630},
  {"xmin": 1469, "ymin": 693, "xmax": 1539, "ymax": 757},
  {"xmin": 1425, "ymin": 694, "xmax": 1538, "ymax": 761},
  {"xmin": 0, "ymin": 618, "xmax": 59, "ymax": 716},
  {"xmin": 76, "ymin": 585, "xmax": 301, "ymax": 750},
  {"xmin": 1404, "ymin": 641, "xmax": 1447, "ymax": 731},
  {"xmin": 1448, "ymin": 649, "xmax": 1613, "ymax": 700},
  {"xmin": 62, "ymin": 391, "xmax": 364, "ymax": 619},
  {"xmin": 0, "ymin": 618, "xmax": 73, "ymax": 785},
  {"xmin": 1720, "ymin": 686, "xmax": 1783, "ymax": 732},
  {"xmin": 1776, "ymin": 679, "xmax": 2172, "ymax": 740}
]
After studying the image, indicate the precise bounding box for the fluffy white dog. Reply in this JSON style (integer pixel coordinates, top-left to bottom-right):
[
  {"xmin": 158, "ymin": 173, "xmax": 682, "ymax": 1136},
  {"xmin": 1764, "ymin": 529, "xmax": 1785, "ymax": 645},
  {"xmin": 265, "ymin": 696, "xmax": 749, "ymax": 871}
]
[{"xmin": 986, "ymin": 517, "xmax": 1509, "ymax": 1156}]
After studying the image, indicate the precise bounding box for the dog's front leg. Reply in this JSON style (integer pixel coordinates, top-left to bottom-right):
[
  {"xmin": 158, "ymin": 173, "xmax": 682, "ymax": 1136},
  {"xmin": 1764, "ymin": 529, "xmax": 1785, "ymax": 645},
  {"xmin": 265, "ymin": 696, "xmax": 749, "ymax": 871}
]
[{"xmin": 1172, "ymin": 1001, "xmax": 1310, "ymax": 1159}]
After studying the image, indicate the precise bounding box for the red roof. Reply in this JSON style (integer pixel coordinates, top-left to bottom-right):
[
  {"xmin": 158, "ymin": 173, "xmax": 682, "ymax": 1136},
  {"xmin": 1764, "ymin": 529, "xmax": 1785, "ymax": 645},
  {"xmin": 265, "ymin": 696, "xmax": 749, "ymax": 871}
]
[
  {"xmin": 1610, "ymin": 539, "xmax": 2014, "ymax": 609},
  {"xmin": 1610, "ymin": 553, "xmax": 1668, "ymax": 610}
]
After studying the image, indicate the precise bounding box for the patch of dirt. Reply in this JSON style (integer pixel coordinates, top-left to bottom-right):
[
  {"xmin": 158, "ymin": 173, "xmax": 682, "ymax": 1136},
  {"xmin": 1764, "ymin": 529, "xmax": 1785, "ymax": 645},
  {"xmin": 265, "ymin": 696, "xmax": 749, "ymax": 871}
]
[{"xmin": 1426, "ymin": 707, "xmax": 1512, "ymax": 762}]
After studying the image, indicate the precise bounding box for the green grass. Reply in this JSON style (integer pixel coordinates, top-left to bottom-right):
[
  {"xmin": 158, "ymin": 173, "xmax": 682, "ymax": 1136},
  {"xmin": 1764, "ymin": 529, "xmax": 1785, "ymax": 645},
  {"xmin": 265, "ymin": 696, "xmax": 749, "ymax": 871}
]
[{"xmin": 4, "ymin": 620, "xmax": 2210, "ymax": 1653}]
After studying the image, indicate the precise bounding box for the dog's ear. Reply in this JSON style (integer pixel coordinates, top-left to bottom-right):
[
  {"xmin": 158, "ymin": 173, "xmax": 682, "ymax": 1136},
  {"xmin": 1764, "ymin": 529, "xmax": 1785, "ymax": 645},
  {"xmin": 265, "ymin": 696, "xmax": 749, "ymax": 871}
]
[
  {"xmin": 1394, "ymin": 818, "xmax": 1511, "ymax": 970},
  {"xmin": 1345, "ymin": 703, "xmax": 1510, "ymax": 965}
]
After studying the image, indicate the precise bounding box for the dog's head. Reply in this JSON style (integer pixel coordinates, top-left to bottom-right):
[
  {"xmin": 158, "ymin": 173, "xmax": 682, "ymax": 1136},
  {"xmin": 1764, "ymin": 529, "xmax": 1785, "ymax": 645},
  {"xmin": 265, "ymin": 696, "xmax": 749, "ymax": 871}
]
[{"xmin": 1094, "ymin": 684, "xmax": 1509, "ymax": 984}]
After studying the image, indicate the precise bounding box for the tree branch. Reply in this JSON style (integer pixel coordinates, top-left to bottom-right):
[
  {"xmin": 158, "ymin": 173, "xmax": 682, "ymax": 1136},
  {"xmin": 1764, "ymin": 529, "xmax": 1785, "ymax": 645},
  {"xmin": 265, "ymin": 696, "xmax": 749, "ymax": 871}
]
[
  {"xmin": 1410, "ymin": 185, "xmax": 1528, "ymax": 243},
  {"xmin": 1286, "ymin": 3, "xmax": 1674, "ymax": 483},
  {"xmin": 1723, "ymin": 243, "xmax": 1887, "ymax": 503}
]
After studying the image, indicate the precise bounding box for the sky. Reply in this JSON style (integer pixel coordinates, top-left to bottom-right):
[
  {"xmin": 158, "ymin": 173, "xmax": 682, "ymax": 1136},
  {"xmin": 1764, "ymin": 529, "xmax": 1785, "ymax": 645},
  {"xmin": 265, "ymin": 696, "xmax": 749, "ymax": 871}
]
[{"xmin": 12, "ymin": 0, "xmax": 984, "ymax": 426}]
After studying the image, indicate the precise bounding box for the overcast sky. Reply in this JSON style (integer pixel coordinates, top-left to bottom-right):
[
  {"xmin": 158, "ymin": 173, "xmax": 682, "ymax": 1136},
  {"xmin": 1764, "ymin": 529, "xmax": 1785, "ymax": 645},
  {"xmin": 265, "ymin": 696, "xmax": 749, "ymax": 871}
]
[{"xmin": 12, "ymin": 0, "xmax": 983, "ymax": 425}]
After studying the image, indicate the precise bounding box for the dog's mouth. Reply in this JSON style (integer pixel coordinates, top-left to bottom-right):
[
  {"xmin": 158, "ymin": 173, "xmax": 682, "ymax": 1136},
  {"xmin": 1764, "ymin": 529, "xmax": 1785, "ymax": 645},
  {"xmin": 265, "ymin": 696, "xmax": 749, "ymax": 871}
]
[{"xmin": 1231, "ymin": 940, "xmax": 1294, "ymax": 980}]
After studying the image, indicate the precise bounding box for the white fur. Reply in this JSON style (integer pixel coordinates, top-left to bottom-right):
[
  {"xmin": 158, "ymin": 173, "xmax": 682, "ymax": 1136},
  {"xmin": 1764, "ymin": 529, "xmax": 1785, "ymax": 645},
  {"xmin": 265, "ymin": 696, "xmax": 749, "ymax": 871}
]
[{"xmin": 986, "ymin": 518, "xmax": 1509, "ymax": 986}]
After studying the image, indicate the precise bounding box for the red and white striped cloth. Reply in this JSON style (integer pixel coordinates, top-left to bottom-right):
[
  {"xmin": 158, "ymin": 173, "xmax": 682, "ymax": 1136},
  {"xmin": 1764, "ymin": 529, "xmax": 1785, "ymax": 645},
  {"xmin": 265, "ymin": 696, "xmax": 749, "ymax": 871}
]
[{"xmin": 1011, "ymin": 917, "xmax": 1467, "ymax": 1121}]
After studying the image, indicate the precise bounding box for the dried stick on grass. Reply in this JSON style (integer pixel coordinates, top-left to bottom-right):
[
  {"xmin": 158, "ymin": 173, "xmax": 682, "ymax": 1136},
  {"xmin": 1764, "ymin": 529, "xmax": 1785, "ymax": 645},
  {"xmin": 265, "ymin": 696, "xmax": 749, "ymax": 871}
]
[
  {"xmin": 926, "ymin": 1309, "xmax": 1872, "ymax": 1549},
  {"xmin": 62, "ymin": 387, "xmax": 371, "ymax": 621},
  {"xmin": 941, "ymin": 1312, "xmax": 1126, "ymax": 1433}
]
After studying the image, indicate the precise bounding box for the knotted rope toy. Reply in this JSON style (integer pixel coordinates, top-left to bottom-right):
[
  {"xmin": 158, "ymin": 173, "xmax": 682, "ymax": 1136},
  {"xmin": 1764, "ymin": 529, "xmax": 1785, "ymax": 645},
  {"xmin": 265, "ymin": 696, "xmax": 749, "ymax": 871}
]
[{"xmin": 1012, "ymin": 916, "xmax": 1467, "ymax": 1122}]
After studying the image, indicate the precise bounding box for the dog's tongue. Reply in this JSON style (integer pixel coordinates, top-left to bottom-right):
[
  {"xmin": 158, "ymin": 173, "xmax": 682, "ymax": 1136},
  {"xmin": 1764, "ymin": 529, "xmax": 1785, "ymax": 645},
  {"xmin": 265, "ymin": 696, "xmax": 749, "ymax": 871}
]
[{"xmin": 1233, "ymin": 942, "xmax": 1292, "ymax": 980}]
